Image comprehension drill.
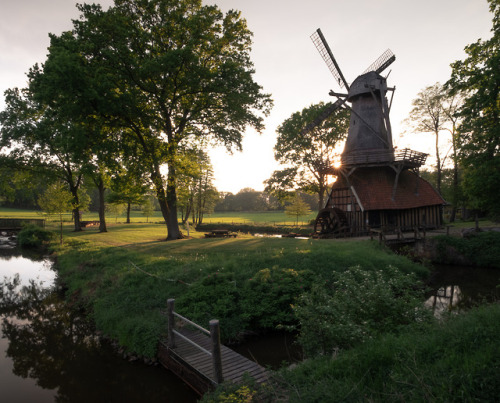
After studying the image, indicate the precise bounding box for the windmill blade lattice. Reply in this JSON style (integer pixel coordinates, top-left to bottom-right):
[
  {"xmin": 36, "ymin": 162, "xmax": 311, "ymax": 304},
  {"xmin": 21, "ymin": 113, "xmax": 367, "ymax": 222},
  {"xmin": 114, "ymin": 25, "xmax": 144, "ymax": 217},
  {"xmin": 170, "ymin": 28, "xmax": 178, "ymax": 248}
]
[
  {"xmin": 363, "ymin": 49, "xmax": 396, "ymax": 74},
  {"xmin": 311, "ymin": 29, "xmax": 350, "ymax": 90}
]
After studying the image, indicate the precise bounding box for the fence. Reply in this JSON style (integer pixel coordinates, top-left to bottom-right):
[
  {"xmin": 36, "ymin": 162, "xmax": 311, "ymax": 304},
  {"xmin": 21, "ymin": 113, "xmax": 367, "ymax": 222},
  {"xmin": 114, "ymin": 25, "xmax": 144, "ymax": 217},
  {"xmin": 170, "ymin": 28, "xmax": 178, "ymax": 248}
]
[{"xmin": 167, "ymin": 299, "xmax": 223, "ymax": 384}]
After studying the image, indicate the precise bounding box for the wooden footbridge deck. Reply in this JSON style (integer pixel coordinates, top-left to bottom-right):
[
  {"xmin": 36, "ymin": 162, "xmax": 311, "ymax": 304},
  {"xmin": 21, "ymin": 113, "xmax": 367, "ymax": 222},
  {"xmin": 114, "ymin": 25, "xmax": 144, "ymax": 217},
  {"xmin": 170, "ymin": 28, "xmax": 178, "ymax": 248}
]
[
  {"xmin": 370, "ymin": 226, "xmax": 427, "ymax": 246},
  {"xmin": 158, "ymin": 299, "xmax": 268, "ymax": 395}
]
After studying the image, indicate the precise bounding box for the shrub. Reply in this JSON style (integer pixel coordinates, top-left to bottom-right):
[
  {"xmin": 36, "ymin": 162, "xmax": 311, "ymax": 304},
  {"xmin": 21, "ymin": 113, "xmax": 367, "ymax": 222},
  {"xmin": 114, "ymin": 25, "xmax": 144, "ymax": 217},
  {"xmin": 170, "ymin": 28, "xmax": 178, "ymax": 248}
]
[
  {"xmin": 239, "ymin": 266, "xmax": 313, "ymax": 329},
  {"xmin": 177, "ymin": 272, "xmax": 245, "ymax": 340},
  {"xmin": 434, "ymin": 231, "xmax": 500, "ymax": 268},
  {"xmin": 293, "ymin": 265, "xmax": 433, "ymax": 356},
  {"xmin": 18, "ymin": 224, "xmax": 55, "ymax": 248},
  {"xmin": 273, "ymin": 303, "xmax": 500, "ymax": 402}
]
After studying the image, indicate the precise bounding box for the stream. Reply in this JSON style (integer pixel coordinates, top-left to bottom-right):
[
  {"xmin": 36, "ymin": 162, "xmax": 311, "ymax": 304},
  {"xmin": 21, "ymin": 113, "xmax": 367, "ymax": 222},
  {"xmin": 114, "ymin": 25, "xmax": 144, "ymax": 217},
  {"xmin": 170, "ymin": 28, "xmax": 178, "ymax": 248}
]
[{"xmin": 0, "ymin": 248, "xmax": 198, "ymax": 403}]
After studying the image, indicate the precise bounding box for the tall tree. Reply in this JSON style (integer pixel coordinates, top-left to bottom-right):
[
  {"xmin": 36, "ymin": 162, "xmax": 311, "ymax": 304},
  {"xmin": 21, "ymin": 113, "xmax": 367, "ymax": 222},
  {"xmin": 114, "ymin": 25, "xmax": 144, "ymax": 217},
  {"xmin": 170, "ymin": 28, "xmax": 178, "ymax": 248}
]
[
  {"xmin": 441, "ymin": 91, "xmax": 464, "ymax": 222},
  {"xmin": 0, "ymin": 88, "xmax": 89, "ymax": 231},
  {"xmin": 265, "ymin": 102, "xmax": 349, "ymax": 210},
  {"xmin": 406, "ymin": 83, "xmax": 451, "ymax": 194},
  {"xmin": 447, "ymin": 0, "xmax": 500, "ymax": 218},
  {"xmin": 176, "ymin": 149, "xmax": 218, "ymax": 225},
  {"xmin": 69, "ymin": 0, "xmax": 272, "ymax": 239}
]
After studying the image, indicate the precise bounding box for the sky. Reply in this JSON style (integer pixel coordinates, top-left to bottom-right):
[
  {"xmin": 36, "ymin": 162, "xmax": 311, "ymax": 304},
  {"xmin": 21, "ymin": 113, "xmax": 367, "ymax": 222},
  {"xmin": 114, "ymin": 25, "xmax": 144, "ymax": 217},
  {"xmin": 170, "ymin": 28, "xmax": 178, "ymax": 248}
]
[{"xmin": 0, "ymin": 0, "xmax": 494, "ymax": 193}]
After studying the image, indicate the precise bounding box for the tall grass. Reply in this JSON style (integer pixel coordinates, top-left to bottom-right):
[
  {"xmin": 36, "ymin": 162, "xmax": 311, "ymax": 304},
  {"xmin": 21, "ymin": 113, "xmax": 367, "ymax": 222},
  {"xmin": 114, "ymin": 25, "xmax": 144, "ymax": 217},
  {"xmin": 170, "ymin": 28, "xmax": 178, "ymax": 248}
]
[{"xmin": 271, "ymin": 303, "xmax": 500, "ymax": 402}]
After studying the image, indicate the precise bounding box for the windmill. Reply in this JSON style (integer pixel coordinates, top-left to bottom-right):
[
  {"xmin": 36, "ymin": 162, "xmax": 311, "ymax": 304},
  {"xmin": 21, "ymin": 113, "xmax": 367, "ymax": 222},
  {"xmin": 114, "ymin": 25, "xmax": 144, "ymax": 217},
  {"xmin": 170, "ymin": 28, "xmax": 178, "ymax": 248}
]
[
  {"xmin": 307, "ymin": 28, "xmax": 396, "ymax": 162},
  {"xmin": 309, "ymin": 29, "xmax": 442, "ymax": 237}
]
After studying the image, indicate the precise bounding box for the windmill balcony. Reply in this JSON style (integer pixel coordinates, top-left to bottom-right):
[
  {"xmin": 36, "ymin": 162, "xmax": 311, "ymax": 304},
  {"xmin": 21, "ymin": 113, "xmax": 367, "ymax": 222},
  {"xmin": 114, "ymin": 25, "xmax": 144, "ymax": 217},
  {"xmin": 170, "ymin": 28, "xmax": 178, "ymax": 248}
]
[{"xmin": 340, "ymin": 148, "xmax": 427, "ymax": 168}]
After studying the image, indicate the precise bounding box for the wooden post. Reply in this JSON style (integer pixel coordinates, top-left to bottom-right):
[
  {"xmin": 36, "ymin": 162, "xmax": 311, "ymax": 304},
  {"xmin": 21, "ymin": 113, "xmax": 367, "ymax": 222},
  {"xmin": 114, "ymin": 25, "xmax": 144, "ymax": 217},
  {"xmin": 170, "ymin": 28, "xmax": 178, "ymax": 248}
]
[
  {"xmin": 167, "ymin": 299, "xmax": 175, "ymax": 348},
  {"xmin": 210, "ymin": 319, "xmax": 224, "ymax": 384}
]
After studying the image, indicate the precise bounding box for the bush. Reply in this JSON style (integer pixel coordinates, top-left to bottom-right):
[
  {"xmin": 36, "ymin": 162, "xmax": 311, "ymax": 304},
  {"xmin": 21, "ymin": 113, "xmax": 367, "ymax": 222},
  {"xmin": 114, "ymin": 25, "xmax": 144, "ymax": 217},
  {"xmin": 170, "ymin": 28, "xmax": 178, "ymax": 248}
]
[
  {"xmin": 177, "ymin": 267, "xmax": 314, "ymax": 340},
  {"xmin": 273, "ymin": 303, "xmax": 500, "ymax": 402},
  {"xmin": 434, "ymin": 232, "xmax": 500, "ymax": 268},
  {"xmin": 18, "ymin": 224, "xmax": 55, "ymax": 248},
  {"xmin": 293, "ymin": 265, "xmax": 433, "ymax": 356},
  {"xmin": 239, "ymin": 267, "xmax": 313, "ymax": 329}
]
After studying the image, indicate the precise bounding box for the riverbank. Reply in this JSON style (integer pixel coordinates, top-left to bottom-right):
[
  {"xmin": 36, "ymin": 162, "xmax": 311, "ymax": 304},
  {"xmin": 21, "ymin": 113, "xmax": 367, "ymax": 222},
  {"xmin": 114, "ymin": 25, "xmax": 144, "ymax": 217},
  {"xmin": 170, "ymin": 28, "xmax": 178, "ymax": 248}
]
[{"xmin": 20, "ymin": 220, "xmax": 500, "ymax": 400}]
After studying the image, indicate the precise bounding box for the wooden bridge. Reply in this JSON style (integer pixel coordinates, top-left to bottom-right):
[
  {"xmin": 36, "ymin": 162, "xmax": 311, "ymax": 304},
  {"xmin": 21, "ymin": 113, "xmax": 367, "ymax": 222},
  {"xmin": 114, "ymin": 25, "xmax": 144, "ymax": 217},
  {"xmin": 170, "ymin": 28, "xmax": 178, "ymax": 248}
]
[
  {"xmin": 158, "ymin": 299, "xmax": 268, "ymax": 395},
  {"xmin": 370, "ymin": 226, "xmax": 426, "ymax": 246}
]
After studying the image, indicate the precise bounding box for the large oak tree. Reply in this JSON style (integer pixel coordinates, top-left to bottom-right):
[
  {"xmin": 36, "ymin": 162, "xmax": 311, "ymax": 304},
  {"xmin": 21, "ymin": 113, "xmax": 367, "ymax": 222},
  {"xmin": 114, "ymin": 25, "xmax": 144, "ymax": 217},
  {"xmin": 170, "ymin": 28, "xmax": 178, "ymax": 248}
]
[{"xmin": 70, "ymin": 0, "xmax": 272, "ymax": 239}]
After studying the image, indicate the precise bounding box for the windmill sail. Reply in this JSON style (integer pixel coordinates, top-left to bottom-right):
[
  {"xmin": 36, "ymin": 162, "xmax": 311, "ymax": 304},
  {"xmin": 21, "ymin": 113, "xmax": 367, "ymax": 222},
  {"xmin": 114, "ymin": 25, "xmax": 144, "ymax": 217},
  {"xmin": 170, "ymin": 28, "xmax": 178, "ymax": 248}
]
[
  {"xmin": 363, "ymin": 49, "xmax": 396, "ymax": 74},
  {"xmin": 311, "ymin": 29, "xmax": 350, "ymax": 90}
]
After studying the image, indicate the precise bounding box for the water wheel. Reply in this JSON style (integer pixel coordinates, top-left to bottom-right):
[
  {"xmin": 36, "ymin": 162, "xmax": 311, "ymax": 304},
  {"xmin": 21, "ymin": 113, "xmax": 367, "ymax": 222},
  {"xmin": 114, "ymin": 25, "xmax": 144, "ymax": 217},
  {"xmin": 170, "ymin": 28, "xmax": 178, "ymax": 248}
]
[{"xmin": 313, "ymin": 207, "xmax": 350, "ymax": 238}]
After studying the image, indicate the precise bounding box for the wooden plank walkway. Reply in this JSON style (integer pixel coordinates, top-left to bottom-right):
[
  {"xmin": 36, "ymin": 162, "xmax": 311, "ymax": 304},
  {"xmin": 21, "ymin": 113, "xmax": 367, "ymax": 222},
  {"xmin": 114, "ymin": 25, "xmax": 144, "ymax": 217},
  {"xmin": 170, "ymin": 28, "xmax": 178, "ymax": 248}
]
[{"xmin": 159, "ymin": 328, "xmax": 268, "ymax": 388}]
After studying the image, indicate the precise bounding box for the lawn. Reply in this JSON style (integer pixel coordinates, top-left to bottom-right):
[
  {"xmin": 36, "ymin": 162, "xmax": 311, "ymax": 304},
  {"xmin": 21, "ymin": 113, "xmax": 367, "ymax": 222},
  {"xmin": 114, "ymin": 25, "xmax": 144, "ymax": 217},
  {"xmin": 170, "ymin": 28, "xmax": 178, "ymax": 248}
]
[{"xmin": 0, "ymin": 207, "xmax": 317, "ymax": 226}]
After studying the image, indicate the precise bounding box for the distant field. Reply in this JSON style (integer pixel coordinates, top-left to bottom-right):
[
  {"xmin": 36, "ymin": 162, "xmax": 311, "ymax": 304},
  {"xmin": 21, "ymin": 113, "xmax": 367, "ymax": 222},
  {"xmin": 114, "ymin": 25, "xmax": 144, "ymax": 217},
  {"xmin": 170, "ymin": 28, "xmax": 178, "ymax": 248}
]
[
  {"xmin": 202, "ymin": 211, "xmax": 317, "ymax": 226},
  {"xmin": 0, "ymin": 208, "xmax": 317, "ymax": 226},
  {"xmin": 2, "ymin": 207, "xmax": 493, "ymax": 229}
]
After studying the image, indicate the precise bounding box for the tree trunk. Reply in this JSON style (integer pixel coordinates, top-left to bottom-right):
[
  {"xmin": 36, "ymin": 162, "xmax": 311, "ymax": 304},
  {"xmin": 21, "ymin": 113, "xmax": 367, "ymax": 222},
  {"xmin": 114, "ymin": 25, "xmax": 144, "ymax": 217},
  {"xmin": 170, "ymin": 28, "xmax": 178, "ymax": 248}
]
[
  {"xmin": 435, "ymin": 130, "xmax": 442, "ymax": 194},
  {"xmin": 450, "ymin": 132, "xmax": 459, "ymax": 223},
  {"xmin": 318, "ymin": 182, "xmax": 326, "ymax": 211},
  {"xmin": 97, "ymin": 180, "xmax": 107, "ymax": 232},
  {"xmin": 449, "ymin": 207, "xmax": 457, "ymax": 223},
  {"xmin": 166, "ymin": 170, "xmax": 182, "ymax": 239},
  {"xmin": 68, "ymin": 175, "xmax": 82, "ymax": 232},
  {"xmin": 126, "ymin": 202, "xmax": 131, "ymax": 224},
  {"xmin": 72, "ymin": 206, "xmax": 82, "ymax": 232},
  {"xmin": 151, "ymin": 163, "xmax": 182, "ymax": 240}
]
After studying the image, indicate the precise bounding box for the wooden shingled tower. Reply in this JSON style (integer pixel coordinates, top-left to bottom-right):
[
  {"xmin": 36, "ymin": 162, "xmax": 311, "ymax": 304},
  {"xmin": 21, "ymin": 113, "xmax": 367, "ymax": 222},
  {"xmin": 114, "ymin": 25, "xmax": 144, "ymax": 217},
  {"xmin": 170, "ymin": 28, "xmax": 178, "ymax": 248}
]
[{"xmin": 308, "ymin": 29, "xmax": 444, "ymax": 237}]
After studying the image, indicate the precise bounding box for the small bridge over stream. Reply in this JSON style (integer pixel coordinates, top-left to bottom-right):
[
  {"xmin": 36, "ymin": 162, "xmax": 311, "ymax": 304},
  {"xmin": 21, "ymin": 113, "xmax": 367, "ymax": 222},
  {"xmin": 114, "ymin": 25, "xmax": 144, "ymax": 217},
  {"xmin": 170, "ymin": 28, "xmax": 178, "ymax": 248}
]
[{"xmin": 158, "ymin": 299, "xmax": 269, "ymax": 395}]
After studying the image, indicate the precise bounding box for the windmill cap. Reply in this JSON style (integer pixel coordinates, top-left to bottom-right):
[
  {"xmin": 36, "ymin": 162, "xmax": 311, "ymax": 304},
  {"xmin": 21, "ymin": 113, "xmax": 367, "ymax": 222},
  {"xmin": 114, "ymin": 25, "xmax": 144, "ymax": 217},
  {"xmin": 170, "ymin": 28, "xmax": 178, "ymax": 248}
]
[{"xmin": 347, "ymin": 71, "xmax": 387, "ymax": 101}]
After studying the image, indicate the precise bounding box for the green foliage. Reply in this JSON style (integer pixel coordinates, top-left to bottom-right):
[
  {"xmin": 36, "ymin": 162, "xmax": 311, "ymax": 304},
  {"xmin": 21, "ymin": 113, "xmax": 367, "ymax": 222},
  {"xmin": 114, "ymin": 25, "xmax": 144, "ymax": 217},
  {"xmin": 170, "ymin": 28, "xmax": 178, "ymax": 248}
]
[
  {"xmin": 38, "ymin": 181, "xmax": 74, "ymax": 243},
  {"xmin": 141, "ymin": 197, "xmax": 155, "ymax": 222},
  {"xmin": 272, "ymin": 303, "xmax": 500, "ymax": 402},
  {"xmin": 177, "ymin": 267, "xmax": 313, "ymax": 340},
  {"xmin": 266, "ymin": 102, "xmax": 349, "ymax": 209},
  {"xmin": 201, "ymin": 377, "xmax": 263, "ymax": 403},
  {"xmin": 18, "ymin": 224, "xmax": 55, "ymax": 248},
  {"xmin": 38, "ymin": 182, "xmax": 73, "ymax": 215},
  {"xmin": 433, "ymin": 232, "xmax": 500, "ymax": 268},
  {"xmin": 240, "ymin": 267, "xmax": 312, "ymax": 329},
  {"xmin": 293, "ymin": 265, "xmax": 432, "ymax": 356},
  {"xmin": 284, "ymin": 194, "xmax": 312, "ymax": 225},
  {"xmin": 447, "ymin": 0, "xmax": 500, "ymax": 218}
]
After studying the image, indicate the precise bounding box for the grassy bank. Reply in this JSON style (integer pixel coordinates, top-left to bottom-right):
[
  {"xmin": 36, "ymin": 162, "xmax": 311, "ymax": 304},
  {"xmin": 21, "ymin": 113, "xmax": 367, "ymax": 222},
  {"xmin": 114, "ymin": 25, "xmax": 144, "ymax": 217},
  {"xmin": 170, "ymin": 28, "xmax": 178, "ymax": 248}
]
[
  {"xmin": 48, "ymin": 222, "xmax": 427, "ymax": 358},
  {"xmin": 10, "ymin": 208, "xmax": 500, "ymax": 401},
  {"xmin": 212, "ymin": 303, "xmax": 499, "ymax": 402}
]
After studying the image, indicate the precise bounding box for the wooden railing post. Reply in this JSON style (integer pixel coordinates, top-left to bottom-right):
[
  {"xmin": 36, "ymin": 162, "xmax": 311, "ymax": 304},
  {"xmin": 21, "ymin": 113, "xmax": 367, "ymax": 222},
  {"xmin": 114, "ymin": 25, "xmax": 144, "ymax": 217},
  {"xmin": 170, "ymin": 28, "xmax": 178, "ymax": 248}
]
[
  {"xmin": 210, "ymin": 319, "xmax": 224, "ymax": 384},
  {"xmin": 167, "ymin": 299, "xmax": 175, "ymax": 348}
]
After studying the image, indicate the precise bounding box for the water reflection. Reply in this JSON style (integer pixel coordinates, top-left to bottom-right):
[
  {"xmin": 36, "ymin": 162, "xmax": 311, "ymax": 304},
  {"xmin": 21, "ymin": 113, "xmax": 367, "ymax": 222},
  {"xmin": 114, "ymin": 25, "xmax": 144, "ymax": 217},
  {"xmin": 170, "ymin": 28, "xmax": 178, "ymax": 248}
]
[
  {"xmin": 425, "ymin": 265, "xmax": 500, "ymax": 317},
  {"xmin": 1, "ymin": 257, "xmax": 197, "ymax": 403}
]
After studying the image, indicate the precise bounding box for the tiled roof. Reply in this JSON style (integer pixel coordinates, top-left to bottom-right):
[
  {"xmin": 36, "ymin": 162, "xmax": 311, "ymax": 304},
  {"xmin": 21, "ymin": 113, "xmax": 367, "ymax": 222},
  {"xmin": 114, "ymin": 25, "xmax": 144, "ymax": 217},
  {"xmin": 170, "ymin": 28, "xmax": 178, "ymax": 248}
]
[{"xmin": 334, "ymin": 167, "xmax": 445, "ymax": 210}]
